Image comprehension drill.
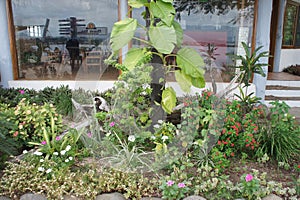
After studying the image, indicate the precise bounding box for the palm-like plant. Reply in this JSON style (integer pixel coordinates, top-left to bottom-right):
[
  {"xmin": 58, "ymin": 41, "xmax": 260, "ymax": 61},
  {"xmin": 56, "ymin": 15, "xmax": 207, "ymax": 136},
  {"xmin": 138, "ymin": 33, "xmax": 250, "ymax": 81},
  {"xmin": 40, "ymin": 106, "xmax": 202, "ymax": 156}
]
[{"xmin": 231, "ymin": 42, "xmax": 269, "ymax": 87}]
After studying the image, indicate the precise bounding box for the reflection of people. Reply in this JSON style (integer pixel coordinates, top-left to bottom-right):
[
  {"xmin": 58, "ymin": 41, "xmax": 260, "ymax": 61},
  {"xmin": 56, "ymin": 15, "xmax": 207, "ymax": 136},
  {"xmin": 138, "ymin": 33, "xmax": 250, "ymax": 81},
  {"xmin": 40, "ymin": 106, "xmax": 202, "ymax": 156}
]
[
  {"xmin": 54, "ymin": 47, "xmax": 62, "ymax": 63},
  {"xmin": 66, "ymin": 38, "xmax": 79, "ymax": 73}
]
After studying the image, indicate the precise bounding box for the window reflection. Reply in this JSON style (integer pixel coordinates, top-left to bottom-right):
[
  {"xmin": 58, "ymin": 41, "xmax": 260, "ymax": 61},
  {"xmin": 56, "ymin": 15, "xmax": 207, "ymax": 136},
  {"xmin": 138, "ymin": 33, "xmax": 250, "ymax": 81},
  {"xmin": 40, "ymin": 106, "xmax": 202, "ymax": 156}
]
[
  {"xmin": 132, "ymin": 0, "xmax": 255, "ymax": 82},
  {"xmin": 12, "ymin": 0, "xmax": 119, "ymax": 80}
]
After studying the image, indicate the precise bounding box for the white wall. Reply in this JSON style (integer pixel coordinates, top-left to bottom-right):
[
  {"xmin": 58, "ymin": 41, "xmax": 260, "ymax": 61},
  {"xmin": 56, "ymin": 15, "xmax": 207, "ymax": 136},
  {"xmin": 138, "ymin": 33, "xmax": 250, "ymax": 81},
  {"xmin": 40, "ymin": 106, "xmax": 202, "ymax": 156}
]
[{"xmin": 279, "ymin": 49, "xmax": 300, "ymax": 71}]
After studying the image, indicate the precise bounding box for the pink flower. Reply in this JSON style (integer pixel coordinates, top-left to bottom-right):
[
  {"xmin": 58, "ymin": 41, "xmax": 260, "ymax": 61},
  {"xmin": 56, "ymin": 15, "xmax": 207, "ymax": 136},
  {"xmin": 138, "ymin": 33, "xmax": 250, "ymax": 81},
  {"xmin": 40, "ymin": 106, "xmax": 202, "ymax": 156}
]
[
  {"xmin": 41, "ymin": 141, "xmax": 47, "ymax": 145},
  {"xmin": 167, "ymin": 180, "xmax": 174, "ymax": 186},
  {"xmin": 19, "ymin": 90, "xmax": 25, "ymax": 94},
  {"xmin": 245, "ymin": 174, "xmax": 253, "ymax": 182},
  {"xmin": 55, "ymin": 136, "xmax": 61, "ymax": 141},
  {"xmin": 87, "ymin": 132, "xmax": 92, "ymax": 138},
  {"xmin": 178, "ymin": 182, "xmax": 185, "ymax": 188},
  {"xmin": 109, "ymin": 122, "xmax": 115, "ymax": 127}
]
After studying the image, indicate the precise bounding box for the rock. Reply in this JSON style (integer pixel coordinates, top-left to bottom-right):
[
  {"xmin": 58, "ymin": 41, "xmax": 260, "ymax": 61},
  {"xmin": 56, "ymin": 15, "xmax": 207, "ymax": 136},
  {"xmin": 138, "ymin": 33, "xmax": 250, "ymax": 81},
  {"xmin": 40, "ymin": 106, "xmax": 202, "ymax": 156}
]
[
  {"xmin": 63, "ymin": 195, "xmax": 81, "ymax": 200},
  {"xmin": 262, "ymin": 194, "xmax": 283, "ymax": 200},
  {"xmin": 20, "ymin": 193, "xmax": 47, "ymax": 200},
  {"xmin": 183, "ymin": 196, "xmax": 207, "ymax": 200},
  {"xmin": 0, "ymin": 196, "xmax": 11, "ymax": 200},
  {"xmin": 95, "ymin": 192, "xmax": 126, "ymax": 200},
  {"xmin": 141, "ymin": 197, "xmax": 162, "ymax": 200}
]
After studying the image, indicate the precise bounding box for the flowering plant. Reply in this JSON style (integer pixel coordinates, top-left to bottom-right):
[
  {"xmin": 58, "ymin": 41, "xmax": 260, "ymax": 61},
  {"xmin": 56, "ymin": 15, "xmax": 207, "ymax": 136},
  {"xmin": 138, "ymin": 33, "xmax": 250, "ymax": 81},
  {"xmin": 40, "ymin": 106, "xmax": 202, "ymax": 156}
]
[
  {"xmin": 239, "ymin": 173, "xmax": 260, "ymax": 199},
  {"xmin": 160, "ymin": 179, "xmax": 189, "ymax": 200}
]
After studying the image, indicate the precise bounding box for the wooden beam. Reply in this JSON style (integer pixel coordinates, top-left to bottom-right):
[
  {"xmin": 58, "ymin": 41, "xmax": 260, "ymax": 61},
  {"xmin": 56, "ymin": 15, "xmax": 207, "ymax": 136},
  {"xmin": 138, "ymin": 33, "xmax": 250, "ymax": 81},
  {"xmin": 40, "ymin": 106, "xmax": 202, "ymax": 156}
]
[{"xmin": 6, "ymin": 0, "xmax": 19, "ymax": 80}]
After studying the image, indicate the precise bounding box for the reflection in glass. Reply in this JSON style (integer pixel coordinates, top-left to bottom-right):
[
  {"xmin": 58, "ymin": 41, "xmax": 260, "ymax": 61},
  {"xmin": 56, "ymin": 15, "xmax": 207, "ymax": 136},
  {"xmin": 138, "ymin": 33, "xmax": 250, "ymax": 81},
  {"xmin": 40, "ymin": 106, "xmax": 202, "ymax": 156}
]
[
  {"xmin": 132, "ymin": 0, "xmax": 255, "ymax": 82},
  {"xmin": 283, "ymin": 3, "xmax": 297, "ymax": 46},
  {"xmin": 12, "ymin": 0, "xmax": 118, "ymax": 80}
]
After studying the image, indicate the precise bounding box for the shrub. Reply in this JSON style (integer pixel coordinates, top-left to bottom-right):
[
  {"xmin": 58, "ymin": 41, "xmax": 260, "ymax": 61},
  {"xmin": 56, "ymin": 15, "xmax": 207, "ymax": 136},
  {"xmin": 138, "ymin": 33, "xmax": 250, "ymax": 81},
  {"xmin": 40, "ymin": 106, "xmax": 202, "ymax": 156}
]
[
  {"xmin": 0, "ymin": 99, "xmax": 64, "ymax": 146},
  {"xmin": 256, "ymin": 101, "xmax": 300, "ymax": 163}
]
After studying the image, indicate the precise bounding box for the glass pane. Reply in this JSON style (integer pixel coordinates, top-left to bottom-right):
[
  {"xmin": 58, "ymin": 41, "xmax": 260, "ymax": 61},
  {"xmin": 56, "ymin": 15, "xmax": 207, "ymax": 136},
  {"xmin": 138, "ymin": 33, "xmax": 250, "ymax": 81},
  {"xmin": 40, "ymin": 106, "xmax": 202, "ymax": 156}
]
[
  {"xmin": 132, "ymin": 0, "xmax": 255, "ymax": 82},
  {"xmin": 282, "ymin": 3, "xmax": 297, "ymax": 46},
  {"xmin": 12, "ymin": 0, "xmax": 119, "ymax": 80},
  {"xmin": 295, "ymin": 7, "xmax": 300, "ymax": 47}
]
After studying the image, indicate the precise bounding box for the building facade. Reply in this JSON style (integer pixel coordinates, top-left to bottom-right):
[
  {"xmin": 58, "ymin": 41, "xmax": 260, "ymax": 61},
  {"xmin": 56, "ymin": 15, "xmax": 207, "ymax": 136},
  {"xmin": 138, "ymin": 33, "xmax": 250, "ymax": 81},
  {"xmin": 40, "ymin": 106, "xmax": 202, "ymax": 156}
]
[{"xmin": 0, "ymin": 0, "xmax": 293, "ymax": 100}]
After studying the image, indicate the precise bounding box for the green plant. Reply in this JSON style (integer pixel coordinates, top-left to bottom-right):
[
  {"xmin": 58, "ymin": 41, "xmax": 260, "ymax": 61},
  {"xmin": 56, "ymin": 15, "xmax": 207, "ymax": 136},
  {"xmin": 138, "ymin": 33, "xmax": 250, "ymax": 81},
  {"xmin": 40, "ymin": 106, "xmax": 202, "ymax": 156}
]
[
  {"xmin": 229, "ymin": 42, "xmax": 269, "ymax": 87},
  {"xmin": 239, "ymin": 173, "xmax": 260, "ymax": 199},
  {"xmin": 1, "ymin": 99, "xmax": 64, "ymax": 146},
  {"xmin": 160, "ymin": 179, "xmax": 189, "ymax": 200},
  {"xmin": 108, "ymin": 0, "xmax": 206, "ymax": 113},
  {"xmin": 256, "ymin": 101, "xmax": 300, "ymax": 163}
]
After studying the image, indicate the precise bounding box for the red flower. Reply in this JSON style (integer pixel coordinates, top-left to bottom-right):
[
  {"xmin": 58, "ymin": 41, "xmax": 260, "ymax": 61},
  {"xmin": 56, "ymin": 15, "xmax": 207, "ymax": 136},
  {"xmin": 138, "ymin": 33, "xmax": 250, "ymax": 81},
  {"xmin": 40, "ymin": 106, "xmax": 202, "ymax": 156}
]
[
  {"xmin": 13, "ymin": 131, "xmax": 18, "ymax": 137},
  {"xmin": 231, "ymin": 143, "xmax": 235, "ymax": 147},
  {"xmin": 218, "ymin": 141, "xmax": 221, "ymax": 145},
  {"xmin": 231, "ymin": 152, "xmax": 235, "ymax": 157}
]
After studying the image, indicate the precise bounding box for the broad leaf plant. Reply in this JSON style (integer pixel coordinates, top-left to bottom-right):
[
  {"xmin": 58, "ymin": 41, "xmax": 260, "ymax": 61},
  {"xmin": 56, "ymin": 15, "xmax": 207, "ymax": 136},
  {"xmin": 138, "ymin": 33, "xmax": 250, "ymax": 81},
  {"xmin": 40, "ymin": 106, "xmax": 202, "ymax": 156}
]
[{"xmin": 108, "ymin": 0, "xmax": 205, "ymax": 114}]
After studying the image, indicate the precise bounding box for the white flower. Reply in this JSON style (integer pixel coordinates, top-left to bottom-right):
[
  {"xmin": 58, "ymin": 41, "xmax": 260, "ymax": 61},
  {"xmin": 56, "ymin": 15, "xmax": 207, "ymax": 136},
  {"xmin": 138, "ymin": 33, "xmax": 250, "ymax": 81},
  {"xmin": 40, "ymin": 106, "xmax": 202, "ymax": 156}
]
[
  {"xmin": 158, "ymin": 120, "xmax": 163, "ymax": 124},
  {"xmin": 128, "ymin": 135, "xmax": 136, "ymax": 142},
  {"xmin": 65, "ymin": 159, "xmax": 69, "ymax": 163},
  {"xmin": 53, "ymin": 152, "xmax": 58, "ymax": 156},
  {"xmin": 162, "ymin": 135, "xmax": 168, "ymax": 142},
  {"xmin": 151, "ymin": 135, "xmax": 156, "ymax": 140},
  {"xmin": 284, "ymin": 113, "xmax": 288, "ymax": 117},
  {"xmin": 68, "ymin": 156, "xmax": 73, "ymax": 161},
  {"xmin": 153, "ymin": 124, "xmax": 160, "ymax": 129},
  {"xmin": 38, "ymin": 167, "xmax": 44, "ymax": 172},
  {"xmin": 22, "ymin": 150, "xmax": 28, "ymax": 154},
  {"xmin": 65, "ymin": 145, "xmax": 71, "ymax": 151},
  {"xmin": 46, "ymin": 168, "xmax": 52, "ymax": 174},
  {"xmin": 34, "ymin": 151, "xmax": 43, "ymax": 156},
  {"xmin": 60, "ymin": 150, "xmax": 66, "ymax": 155},
  {"xmin": 40, "ymin": 159, "xmax": 44, "ymax": 163}
]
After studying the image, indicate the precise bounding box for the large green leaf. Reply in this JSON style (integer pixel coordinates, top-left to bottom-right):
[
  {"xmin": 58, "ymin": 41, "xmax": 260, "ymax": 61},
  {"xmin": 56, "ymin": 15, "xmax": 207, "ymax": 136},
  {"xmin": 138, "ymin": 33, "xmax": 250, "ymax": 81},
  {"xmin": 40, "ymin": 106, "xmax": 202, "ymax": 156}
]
[
  {"xmin": 172, "ymin": 20, "xmax": 183, "ymax": 48},
  {"xmin": 123, "ymin": 48, "xmax": 147, "ymax": 71},
  {"xmin": 161, "ymin": 87, "xmax": 177, "ymax": 114},
  {"xmin": 161, "ymin": 0, "xmax": 173, "ymax": 3},
  {"xmin": 149, "ymin": 1, "xmax": 175, "ymax": 26},
  {"xmin": 128, "ymin": 0, "xmax": 148, "ymax": 8},
  {"xmin": 149, "ymin": 25, "xmax": 176, "ymax": 54},
  {"xmin": 176, "ymin": 47, "xmax": 205, "ymax": 77},
  {"xmin": 191, "ymin": 75, "xmax": 205, "ymax": 88},
  {"xmin": 175, "ymin": 70, "xmax": 192, "ymax": 93},
  {"xmin": 110, "ymin": 18, "xmax": 137, "ymax": 53}
]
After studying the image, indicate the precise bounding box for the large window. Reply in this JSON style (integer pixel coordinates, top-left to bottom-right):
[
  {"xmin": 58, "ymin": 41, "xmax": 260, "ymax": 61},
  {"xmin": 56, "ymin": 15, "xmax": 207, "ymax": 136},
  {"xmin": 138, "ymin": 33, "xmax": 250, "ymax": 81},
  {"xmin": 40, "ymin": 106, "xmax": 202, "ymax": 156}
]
[
  {"xmin": 282, "ymin": 1, "xmax": 300, "ymax": 48},
  {"xmin": 11, "ymin": 0, "xmax": 119, "ymax": 80},
  {"xmin": 132, "ymin": 0, "xmax": 255, "ymax": 82}
]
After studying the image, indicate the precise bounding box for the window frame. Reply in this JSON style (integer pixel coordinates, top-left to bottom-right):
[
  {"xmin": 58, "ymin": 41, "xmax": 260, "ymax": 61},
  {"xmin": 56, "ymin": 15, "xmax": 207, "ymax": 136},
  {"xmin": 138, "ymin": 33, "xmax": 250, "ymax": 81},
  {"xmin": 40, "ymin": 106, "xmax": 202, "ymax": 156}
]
[
  {"xmin": 282, "ymin": 0, "xmax": 300, "ymax": 49},
  {"xmin": 6, "ymin": 0, "xmax": 122, "ymax": 80}
]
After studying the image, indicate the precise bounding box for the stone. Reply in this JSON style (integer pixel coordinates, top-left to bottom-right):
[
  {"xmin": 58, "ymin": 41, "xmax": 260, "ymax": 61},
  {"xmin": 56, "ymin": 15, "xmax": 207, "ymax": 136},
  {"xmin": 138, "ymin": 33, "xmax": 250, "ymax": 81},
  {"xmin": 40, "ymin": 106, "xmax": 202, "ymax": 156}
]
[
  {"xmin": 0, "ymin": 196, "xmax": 11, "ymax": 200},
  {"xmin": 63, "ymin": 195, "xmax": 81, "ymax": 200},
  {"xmin": 262, "ymin": 194, "xmax": 283, "ymax": 200},
  {"xmin": 141, "ymin": 197, "xmax": 162, "ymax": 200},
  {"xmin": 20, "ymin": 193, "xmax": 47, "ymax": 200},
  {"xmin": 183, "ymin": 195, "xmax": 207, "ymax": 200},
  {"xmin": 95, "ymin": 192, "xmax": 126, "ymax": 200}
]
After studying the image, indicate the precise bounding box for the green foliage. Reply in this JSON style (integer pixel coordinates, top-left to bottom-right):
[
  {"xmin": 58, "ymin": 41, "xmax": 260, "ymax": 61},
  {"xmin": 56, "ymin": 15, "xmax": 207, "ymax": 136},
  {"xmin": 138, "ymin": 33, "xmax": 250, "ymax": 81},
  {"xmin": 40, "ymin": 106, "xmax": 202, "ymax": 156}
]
[
  {"xmin": 0, "ymin": 111, "xmax": 18, "ymax": 156},
  {"xmin": 108, "ymin": 0, "xmax": 205, "ymax": 113},
  {"xmin": 0, "ymin": 160, "xmax": 160, "ymax": 199},
  {"xmin": 229, "ymin": 42, "xmax": 269, "ymax": 87},
  {"xmin": 256, "ymin": 101, "xmax": 300, "ymax": 163},
  {"xmin": 0, "ymin": 99, "xmax": 64, "ymax": 146}
]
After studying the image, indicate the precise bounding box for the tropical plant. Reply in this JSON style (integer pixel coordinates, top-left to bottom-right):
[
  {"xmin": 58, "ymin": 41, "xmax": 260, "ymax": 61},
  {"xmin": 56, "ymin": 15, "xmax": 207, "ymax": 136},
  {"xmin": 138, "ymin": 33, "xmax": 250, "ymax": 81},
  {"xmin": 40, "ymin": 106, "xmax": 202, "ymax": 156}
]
[
  {"xmin": 219, "ymin": 42, "xmax": 269, "ymax": 99},
  {"xmin": 108, "ymin": 0, "xmax": 206, "ymax": 113}
]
